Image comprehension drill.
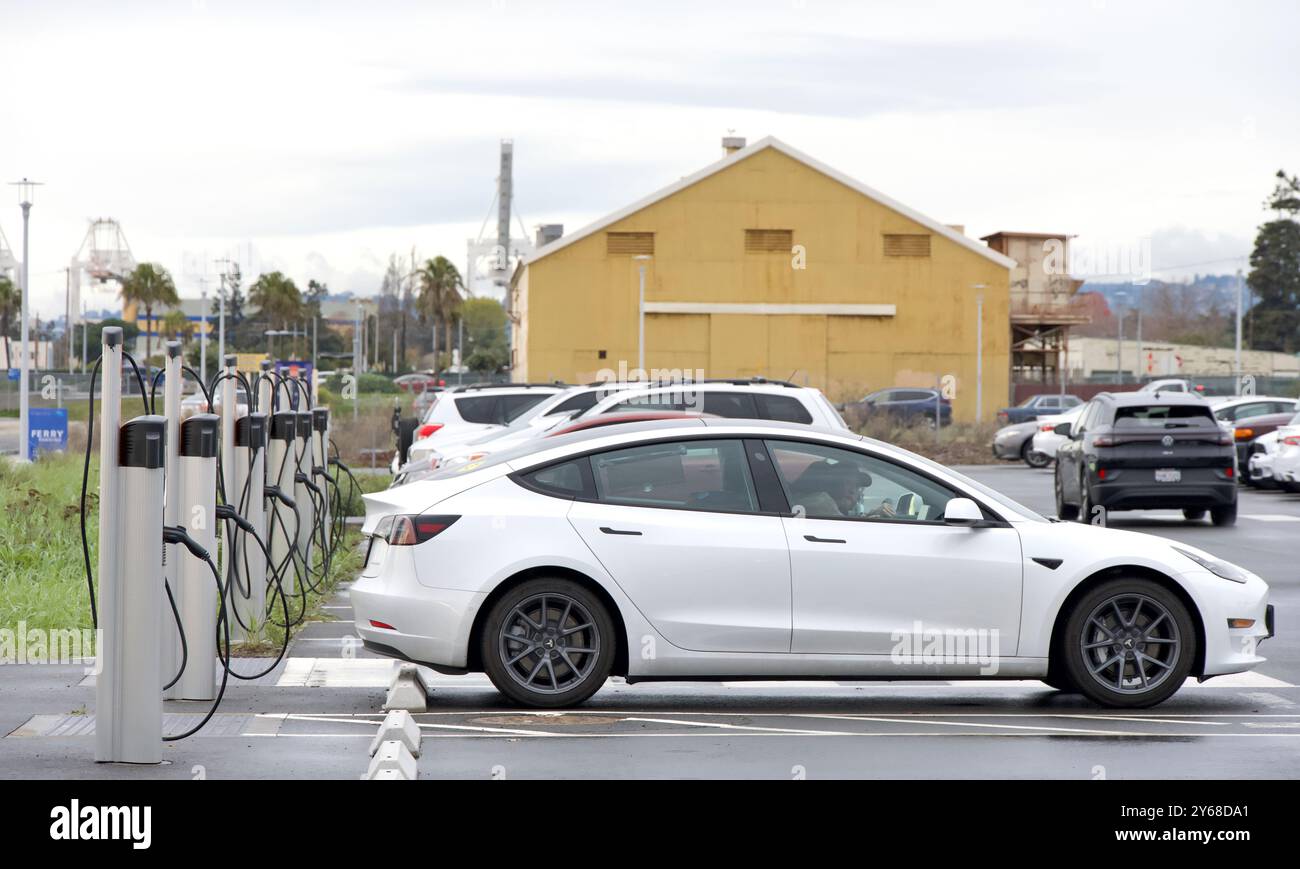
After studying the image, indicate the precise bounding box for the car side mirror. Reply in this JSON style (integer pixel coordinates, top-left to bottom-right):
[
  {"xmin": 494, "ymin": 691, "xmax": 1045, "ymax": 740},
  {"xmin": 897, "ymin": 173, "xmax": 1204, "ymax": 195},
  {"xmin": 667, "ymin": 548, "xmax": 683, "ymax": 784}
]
[
  {"xmin": 1053, "ymin": 422, "xmax": 1072, "ymax": 438},
  {"xmin": 943, "ymin": 497, "xmax": 983, "ymax": 527}
]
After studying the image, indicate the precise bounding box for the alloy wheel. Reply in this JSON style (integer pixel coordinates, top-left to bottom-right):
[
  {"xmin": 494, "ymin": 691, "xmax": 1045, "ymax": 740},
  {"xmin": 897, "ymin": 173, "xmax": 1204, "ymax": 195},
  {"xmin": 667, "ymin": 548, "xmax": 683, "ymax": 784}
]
[
  {"xmin": 1078, "ymin": 593, "xmax": 1181, "ymax": 695},
  {"xmin": 497, "ymin": 593, "xmax": 602, "ymax": 695}
]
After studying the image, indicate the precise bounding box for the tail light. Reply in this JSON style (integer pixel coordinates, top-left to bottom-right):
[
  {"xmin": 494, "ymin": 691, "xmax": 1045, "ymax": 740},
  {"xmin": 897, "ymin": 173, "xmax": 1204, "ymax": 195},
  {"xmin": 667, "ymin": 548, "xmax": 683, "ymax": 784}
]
[
  {"xmin": 1282, "ymin": 435, "xmax": 1300, "ymax": 447},
  {"xmin": 386, "ymin": 514, "xmax": 459, "ymax": 546},
  {"xmin": 1093, "ymin": 435, "xmax": 1114, "ymax": 447},
  {"xmin": 1225, "ymin": 466, "xmax": 1235, "ymax": 478},
  {"xmin": 1217, "ymin": 432, "xmax": 1234, "ymax": 445},
  {"xmin": 417, "ymin": 422, "xmax": 444, "ymax": 439},
  {"xmin": 1235, "ymin": 427, "xmax": 1254, "ymax": 440},
  {"xmin": 1040, "ymin": 422, "xmax": 1057, "ymax": 432}
]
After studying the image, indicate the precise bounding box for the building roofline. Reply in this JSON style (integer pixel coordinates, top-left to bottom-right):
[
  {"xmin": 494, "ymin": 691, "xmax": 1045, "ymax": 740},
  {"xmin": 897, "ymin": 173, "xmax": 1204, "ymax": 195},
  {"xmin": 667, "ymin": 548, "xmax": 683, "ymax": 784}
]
[
  {"xmin": 980, "ymin": 230, "xmax": 1076, "ymax": 242},
  {"xmin": 521, "ymin": 136, "xmax": 1016, "ymax": 270}
]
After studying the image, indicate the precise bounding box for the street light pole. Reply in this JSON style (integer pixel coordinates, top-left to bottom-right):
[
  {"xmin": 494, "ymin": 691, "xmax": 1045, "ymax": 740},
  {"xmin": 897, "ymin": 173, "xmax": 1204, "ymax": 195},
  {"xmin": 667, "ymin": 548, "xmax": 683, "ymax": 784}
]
[
  {"xmin": 1234, "ymin": 269, "xmax": 1244, "ymax": 386},
  {"xmin": 1113, "ymin": 291, "xmax": 1128, "ymax": 385},
  {"xmin": 200, "ymin": 288, "xmax": 208, "ymax": 383},
  {"xmin": 10, "ymin": 178, "xmax": 42, "ymax": 462}
]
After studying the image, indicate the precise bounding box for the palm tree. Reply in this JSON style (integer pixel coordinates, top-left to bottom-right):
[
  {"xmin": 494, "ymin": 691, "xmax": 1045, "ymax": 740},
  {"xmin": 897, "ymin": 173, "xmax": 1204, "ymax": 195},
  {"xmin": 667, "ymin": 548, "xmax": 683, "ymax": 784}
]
[
  {"xmin": 248, "ymin": 271, "xmax": 303, "ymax": 331},
  {"xmin": 162, "ymin": 308, "xmax": 193, "ymax": 342},
  {"xmin": 0, "ymin": 275, "xmax": 18, "ymax": 370},
  {"xmin": 417, "ymin": 256, "xmax": 463, "ymax": 366},
  {"xmin": 120, "ymin": 263, "xmax": 179, "ymax": 362}
]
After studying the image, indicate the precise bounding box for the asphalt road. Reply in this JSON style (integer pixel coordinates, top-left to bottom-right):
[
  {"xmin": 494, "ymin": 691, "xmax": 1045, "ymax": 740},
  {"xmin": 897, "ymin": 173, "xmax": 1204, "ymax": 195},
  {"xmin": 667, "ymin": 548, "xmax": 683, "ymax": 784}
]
[{"xmin": 3, "ymin": 462, "xmax": 1298, "ymax": 779}]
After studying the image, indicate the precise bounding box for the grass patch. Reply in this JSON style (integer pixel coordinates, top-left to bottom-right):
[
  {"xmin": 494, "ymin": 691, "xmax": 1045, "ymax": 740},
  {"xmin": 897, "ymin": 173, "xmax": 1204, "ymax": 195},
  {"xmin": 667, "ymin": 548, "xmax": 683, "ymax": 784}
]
[{"xmin": 0, "ymin": 452, "xmax": 366, "ymax": 657}]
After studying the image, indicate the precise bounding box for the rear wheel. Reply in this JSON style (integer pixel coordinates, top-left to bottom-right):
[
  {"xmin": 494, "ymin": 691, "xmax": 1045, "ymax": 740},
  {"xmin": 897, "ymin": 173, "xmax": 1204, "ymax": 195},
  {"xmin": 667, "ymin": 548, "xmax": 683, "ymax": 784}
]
[
  {"xmin": 1077, "ymin": 474, "xmax": 1095, "ymax": 524},
  {"xmin": 482, "ymin": 578, "xmax": 616, "ymax": 708},
  {"xmin": 1055, "ymin": 470, "xmax": 1078, "ymax": 520},
  {"xmin": 1061, "ymin": 579, "xmax": 1196, "ymax": 708},
  {"xmin": 1211, "ymin": 503, "xmax": 1237, "ymax": 526},
  {"xmin": 1182, "ymin": 508, "xmax": 1207, "ymax": 522}
]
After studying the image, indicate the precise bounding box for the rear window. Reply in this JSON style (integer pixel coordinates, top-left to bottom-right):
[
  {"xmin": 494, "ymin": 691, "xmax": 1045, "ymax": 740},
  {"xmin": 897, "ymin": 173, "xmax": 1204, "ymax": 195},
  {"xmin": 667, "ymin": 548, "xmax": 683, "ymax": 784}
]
[
  {"xmin": 502, "ymin": 393, "xmax": 549, "ymax": 422},
  {"xmin": 455, "ymin": 395, "xmax": 500, "ymax": 424},
  {"xmin": 1114, "ymin": 404, "xmax": 1216, "ymax": 427},
  {"xmin": 552, "ymin": 391, "xmax": 600, "ymax": 414}
]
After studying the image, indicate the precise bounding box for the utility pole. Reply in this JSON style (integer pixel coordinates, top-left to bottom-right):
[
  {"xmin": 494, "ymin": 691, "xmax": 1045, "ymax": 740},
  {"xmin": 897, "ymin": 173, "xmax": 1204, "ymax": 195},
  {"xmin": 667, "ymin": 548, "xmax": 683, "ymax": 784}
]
[
  {"xmin": 10, "ymin": 178, "xmax": 41, "ymax": 462},
  {"xmin": 1234, "ymin": 268, "xmax": 1244, "ymax": 385},
  {"xmin": 1113, "ymin": 291, "xmax": 1127, "ymax": 385},
  {"xmin": 215, "ymin": 256, "xmax": 232, "ymax": 368},
  {"xmin": 200, "ymin": 287, "xmax": 208, "ymax": 383},
  {"xmin": 1134, "ymin": 283, "xmax": 1144, "ymax": 385},
  {"xmin": 65, "ymin": 267, "xmax": 73, "ymax": 374},
  {"xmin": 972, "ymin": 284, "xmax": 987, "ymax": 423}
]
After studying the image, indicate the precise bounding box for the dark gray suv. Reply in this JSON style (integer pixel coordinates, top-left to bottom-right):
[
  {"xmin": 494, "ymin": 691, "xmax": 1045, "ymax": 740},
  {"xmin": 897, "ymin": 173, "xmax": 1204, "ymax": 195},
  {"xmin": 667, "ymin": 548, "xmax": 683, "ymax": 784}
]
[{"xmin": 1054, "ymin": 392, "xmax": 1237, "ymax": 526}]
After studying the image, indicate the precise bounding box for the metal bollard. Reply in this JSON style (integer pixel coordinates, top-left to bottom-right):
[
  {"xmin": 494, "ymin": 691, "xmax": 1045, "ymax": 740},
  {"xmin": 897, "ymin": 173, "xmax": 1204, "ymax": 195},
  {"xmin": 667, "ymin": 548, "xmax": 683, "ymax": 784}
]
[{"xmin": 176, "ymin": 414, "xmax": 219, "ymax": 700}]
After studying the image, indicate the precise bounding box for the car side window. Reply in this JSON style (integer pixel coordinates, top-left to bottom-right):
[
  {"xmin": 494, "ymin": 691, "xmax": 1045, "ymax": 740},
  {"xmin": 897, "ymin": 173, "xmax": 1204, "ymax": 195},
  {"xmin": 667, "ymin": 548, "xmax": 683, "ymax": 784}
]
[
  {"xmin": 764, "ymin": 440, "xmax": 958, "ymax": 522},
  {"xmin": 501, "ymin": 394, "xmax": 550, "ymax": 423},
  {"xmin": 521, "ymin": 459, "xmax": 591, "ymax": 498},
  {"xmin": 755, "ymin": 393, "xmax": 814, "ymax": 424},
  {"xmin": 454, "ymin": 395, "xmax": 501, "ymax": 424},
  {"xmin": 701, "ymin": 392, "xmax": 758, "ymax": 418},
  {"xmin": 590, "ymin": 439, "xmax": 759, "ymax": 513}
]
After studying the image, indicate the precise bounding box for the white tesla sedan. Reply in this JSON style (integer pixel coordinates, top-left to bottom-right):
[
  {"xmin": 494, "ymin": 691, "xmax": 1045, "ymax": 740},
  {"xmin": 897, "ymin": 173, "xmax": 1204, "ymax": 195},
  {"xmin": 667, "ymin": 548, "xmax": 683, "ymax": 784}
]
[{"xmin": 354, "ymin": 419, "xmax": 1273, "ymax": 709}]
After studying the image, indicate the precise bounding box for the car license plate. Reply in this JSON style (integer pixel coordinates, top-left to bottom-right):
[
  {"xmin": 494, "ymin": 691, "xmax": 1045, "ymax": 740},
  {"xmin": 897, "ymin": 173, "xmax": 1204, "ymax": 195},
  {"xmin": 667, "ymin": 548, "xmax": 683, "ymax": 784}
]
[{"xmin": 1155, "ymin": 468, "xmax": 1181, "ymax": 483}]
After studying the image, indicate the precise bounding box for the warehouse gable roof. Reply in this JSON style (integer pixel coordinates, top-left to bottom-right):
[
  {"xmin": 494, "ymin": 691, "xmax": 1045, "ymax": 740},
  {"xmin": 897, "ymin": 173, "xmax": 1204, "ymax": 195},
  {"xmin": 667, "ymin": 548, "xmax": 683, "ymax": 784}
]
[{"xmin": 523, "ymin": 135, "xmax": 1016, "ymax": 269}]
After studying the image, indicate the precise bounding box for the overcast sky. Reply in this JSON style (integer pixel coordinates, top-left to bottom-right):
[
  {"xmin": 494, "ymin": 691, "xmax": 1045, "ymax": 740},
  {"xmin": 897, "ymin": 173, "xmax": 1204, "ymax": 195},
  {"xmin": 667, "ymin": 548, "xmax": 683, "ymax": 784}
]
[{"xmin": 2, "ymin": 0, "xmax": 1296, "ymax": 320}]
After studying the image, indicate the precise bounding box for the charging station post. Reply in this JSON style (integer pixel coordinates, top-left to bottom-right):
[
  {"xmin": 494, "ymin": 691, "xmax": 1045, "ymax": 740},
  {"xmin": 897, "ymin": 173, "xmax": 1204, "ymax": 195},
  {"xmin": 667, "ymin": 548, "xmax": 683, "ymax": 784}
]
[
  {"xmin": 177, "ymin": 414, "xmax": 220, "ymax": 700},
  {"xmin": 294, "ymin": 411, "xmax": 315, "ymax": 568},
  {"xmin": 232, "ymin": 412, "xmax": 267, "ymax": 640},
  {"xmin": 95, "ymin": 327, "xmax": 168, "ymax": 764},
  {"xmin": 161, "ymin": 342, "xmax": 183, "ymax": 701},
  {"xmin": 268, "ymin": 411, "xmax": 297, "ymax": 596}
]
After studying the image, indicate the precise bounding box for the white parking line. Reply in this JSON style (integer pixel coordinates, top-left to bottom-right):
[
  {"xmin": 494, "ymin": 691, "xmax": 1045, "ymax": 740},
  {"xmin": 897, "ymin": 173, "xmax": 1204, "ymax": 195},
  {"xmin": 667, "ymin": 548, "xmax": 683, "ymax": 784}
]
[
  {"xmin": 1240, "ymin": 514, "xmax": 1300, "ymax": 522},
  {"xmin": 803, "ymin": 713, "xmax": 1143, "ymax": 736},
  {"xmin": 623, "ymin": 716, "xmax": 858, "ymax": 736}
]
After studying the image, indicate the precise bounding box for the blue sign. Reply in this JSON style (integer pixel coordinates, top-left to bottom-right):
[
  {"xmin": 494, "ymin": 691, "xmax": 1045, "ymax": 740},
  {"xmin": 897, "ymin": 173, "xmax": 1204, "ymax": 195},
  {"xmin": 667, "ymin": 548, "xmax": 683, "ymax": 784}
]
[
  {"xmin": 6, "ymin": 369, "xmax": 17, "ymax": 381},
  {"xmin": 29, "ymin": 407, "xmax": 69, "ymax": 457}
]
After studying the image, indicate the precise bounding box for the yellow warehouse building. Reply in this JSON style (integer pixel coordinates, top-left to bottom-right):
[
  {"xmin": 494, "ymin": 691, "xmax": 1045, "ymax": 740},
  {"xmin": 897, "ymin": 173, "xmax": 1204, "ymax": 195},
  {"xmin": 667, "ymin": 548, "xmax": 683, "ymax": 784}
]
[{"xmin": 510, "ymin": 136, "xmax": 1014, "ymax": 422}]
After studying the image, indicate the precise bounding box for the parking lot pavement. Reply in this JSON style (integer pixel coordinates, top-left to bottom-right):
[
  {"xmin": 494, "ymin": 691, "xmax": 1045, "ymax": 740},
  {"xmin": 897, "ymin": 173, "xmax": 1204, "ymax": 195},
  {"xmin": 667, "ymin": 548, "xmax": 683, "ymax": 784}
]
[{"xmin": 4, "ymin": 462, "xmax": 1298, "ymax": 779}]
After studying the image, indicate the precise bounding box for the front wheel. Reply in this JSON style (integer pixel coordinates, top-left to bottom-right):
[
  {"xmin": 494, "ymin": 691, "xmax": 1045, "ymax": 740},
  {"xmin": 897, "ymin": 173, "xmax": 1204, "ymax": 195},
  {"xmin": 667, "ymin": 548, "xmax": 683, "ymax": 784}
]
[
  {"xmin": 1023, "ymin": 442, "xmax": 1051, "ymax": 469},
  {"xmin": 482, "ymin": 579, "xmax": 616, "ymax": 708},
  {"xmin": 1182, "ymin": 508, "xmax": 1207, "ymax": 522},
  {"xmin": 1061, "ymin": 579, "xmax": 1196, "ymax": 708}
]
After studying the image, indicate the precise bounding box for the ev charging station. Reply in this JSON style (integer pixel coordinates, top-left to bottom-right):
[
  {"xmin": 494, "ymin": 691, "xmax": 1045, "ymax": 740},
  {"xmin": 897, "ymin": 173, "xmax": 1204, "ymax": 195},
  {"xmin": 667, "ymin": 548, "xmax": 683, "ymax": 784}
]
[
  {"xmin": 95, "ymin": 327, "xmax": 168, "ymax": 764},
  {"xmin": 176, "ymin": 414, "xmax": 220, "ymax": 700},
  {"xmin": 268, "ymin": 411, "xmax": 298, "ymax": 596},
  {"xmin": 232, "ymin": 412, "xmax": 268, "ymax": 640},
  {"xmin": 312, "ymin": 407, "xmax": 332, "ymax": 548},
  {"xmin": 295, "ymin": 411, "xmax": 315, "ymax": 566},
  {"xmin": 161, "ymin": 342, "xmax": 184, "ymax": 701}
]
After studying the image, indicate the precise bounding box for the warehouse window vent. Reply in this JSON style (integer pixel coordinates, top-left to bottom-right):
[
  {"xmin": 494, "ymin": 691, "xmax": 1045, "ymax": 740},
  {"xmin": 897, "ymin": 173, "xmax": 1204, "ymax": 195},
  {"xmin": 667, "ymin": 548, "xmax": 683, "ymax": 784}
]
[
  {"xmin": 744, "ymin": 229, "xmax": 794, "ymax": 253},
  {"xmin": 606, "ymin": 232, "xmax": 655, "ymax": 255},
  {"xmin": 883, "ymin": 233, "xmax": 931, "ymax": 257}
]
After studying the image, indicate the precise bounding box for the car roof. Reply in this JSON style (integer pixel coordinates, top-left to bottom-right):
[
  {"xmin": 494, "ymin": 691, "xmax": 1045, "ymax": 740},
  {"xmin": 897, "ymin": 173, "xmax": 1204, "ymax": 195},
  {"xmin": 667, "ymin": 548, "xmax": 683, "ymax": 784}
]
[{"xmin": 449, "ymin": 382, "xmax": 566, "ymax": 393}]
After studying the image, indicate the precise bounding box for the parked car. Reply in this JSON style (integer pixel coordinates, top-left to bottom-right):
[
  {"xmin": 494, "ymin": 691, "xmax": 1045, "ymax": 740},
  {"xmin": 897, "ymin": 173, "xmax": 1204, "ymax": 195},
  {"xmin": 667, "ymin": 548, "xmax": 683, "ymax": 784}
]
[
  {"xmin": 1136, "ymin": 378, "xmax": 1202, "ymax": 394},
  {"xmin": 1230, "ymin": 411, "xmax": 1297, "ymax": 481},
  {"xmin": 991, "ymin": 419, "xmax": 1043, "ymax": 464},
  {"xmin": 398, "ymin": 383, "xmax": 566, "ymax": 472},
  {"xmin": 1210, "ymin": 395, "xmax": 1299, "ymax": 424},
  {"xmin": 996, "ymin": 393, "xmax": 1082, "ymax": 425},
  {"xmin": 393, "ymin": 372, "xmax": 443, "ymax": 393},
  {"xmin": 1246, "ymin": 431, "xmax": 1282, "ymax": 488},
  {"xmin": 1055, "ymin": 392, "xmax": 1237, "ymax": 525},
  {"xmin": 1267, "ymin": 418, "xmax": 1300, "ymax": 493},
  {"xmin": 1026, "ymin": 403, "xmax": 1087, "ymax": 467},
  {"xmin": 353, "ymin": 417, "xmax": 1272, "ymax": 709},
  {"xmin": 843, "ymin": 387, "xmax": 951, "ymax": 427},
  {"xmin": 581, "ymin": 378, "xmax": 848, "ymax": 430},
  {"xmin": 394, "ymin": 383, "xmax": 656, "ymax": 484}
]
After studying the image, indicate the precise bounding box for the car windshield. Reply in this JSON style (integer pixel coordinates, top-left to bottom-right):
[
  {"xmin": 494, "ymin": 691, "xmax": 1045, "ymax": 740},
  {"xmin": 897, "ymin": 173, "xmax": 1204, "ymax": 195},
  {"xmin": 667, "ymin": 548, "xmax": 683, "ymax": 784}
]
[{"xmin": 1018, "ymin": 396, "xmax": 1040, "ymax": 407}]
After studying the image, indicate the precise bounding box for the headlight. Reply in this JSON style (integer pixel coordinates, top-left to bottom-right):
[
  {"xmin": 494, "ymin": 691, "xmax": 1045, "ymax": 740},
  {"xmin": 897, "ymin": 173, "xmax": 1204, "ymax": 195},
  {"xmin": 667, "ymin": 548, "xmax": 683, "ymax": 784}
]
[{"xmin": 1174, "ymin": 547, "xmax": 1250, "ymax": 583}]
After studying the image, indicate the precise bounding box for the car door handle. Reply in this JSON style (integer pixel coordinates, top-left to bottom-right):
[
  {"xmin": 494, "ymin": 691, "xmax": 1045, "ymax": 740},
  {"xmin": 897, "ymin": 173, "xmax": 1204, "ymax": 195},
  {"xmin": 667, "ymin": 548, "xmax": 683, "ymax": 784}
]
[
  {"xmin": 599, "ymin": 526, "xmax": 642, "ymax": 536},
  {"xmin": 804, "ymin": 534, "xmax": 846, "ymax": 544}
]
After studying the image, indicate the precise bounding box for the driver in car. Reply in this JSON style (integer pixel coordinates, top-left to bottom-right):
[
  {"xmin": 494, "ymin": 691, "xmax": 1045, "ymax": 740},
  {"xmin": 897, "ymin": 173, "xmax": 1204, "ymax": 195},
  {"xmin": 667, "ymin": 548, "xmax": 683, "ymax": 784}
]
[{"xmin": 791, "ymin": 461, "xmax": 897, "ymax": 519}]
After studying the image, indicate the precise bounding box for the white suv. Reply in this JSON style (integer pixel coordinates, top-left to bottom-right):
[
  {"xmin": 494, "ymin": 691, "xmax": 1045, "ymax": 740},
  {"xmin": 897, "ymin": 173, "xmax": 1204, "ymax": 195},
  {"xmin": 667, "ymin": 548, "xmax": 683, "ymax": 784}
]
[
  {"xmin": 579, "ymin": 378, "xmax": 848, "ymax": 429},
  {"xmin": 401, "ymin": 384, "xmax": 565, "ymax": 469}
]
